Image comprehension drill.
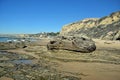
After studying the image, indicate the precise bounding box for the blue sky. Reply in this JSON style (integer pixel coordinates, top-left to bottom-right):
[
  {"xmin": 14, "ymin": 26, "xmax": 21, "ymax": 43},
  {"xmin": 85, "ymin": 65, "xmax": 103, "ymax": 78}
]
[{"xmin": 0, "ymin": 0, "xmax": 120, "ymax": 34}]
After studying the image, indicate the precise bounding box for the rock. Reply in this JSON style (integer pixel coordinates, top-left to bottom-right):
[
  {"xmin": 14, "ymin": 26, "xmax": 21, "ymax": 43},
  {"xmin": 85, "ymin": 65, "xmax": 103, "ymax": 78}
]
[
  {"xmin": 62, "ymin": 76, "xmax": 81, "ymax": 80},
  {"xmin": 47, "ymin": 36, "xmax": 96, "ymax": 53},
  {"xmin": 102, "ymin": 30, "xmax": 120, "ymax": 40},
  {"xmin": 0, "ymin": 42, "xmax": 29, "ymax": 50},
  {"xmin": 22, "ymin": 45, "xmax": 27, "ymax": 48},
  {"xmin": 0, "ymin": 77, "xmax": 14, "ymax": 80},
  {"xmin": 102, "ymin": 31, "xmax": 116, "ymax": 40},
  {"xmin": 113, "ymin": 30, "xmax": 120, "ymax": 40},
  {"xmin": 60, "ymin": 11, "xmax": 120, "ymax": 40}
]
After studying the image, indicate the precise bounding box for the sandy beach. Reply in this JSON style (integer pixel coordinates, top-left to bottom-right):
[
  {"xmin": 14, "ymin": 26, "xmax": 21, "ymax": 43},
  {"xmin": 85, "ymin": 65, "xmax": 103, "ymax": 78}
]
[{"xmin": 0, "ymin": 39, "xmax": 120, "ymax": 80}]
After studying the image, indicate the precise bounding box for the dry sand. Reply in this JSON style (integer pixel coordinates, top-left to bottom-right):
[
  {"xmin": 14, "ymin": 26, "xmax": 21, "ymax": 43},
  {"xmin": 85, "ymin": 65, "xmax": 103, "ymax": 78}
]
[
  {"xmin": 52, "ymin": 39, "xmax": 120, "ymax": 80},
  {"xmin": 55, "ymin": 61, "xmax": 120, "ymax": 80}
]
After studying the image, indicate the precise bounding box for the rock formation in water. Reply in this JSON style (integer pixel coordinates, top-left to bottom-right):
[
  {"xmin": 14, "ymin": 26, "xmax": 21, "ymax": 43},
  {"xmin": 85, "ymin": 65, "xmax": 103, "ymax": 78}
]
[{"xmin": 60, "ymin": 11, "xmax": 120, "ymax": 40}]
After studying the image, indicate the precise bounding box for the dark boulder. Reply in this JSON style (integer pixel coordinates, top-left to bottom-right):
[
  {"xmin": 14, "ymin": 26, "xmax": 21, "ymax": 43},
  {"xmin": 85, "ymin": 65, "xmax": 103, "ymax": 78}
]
[{"xmin": 47, "ymin": 36, "xmax": 96, "ymax": 53}]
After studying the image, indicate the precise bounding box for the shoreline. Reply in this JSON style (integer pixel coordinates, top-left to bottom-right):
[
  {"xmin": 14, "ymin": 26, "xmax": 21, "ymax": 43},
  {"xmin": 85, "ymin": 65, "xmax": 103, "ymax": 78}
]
[{"xmin": 0, "ymin": 39, "xmax": 120, "ymax": 80}]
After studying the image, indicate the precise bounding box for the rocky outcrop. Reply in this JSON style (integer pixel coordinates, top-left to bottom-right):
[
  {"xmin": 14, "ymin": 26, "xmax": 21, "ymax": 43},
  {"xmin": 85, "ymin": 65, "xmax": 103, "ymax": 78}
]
[
  {"xmin": 0, "ymin": 42, "xmax": 28, "ymax": 50},
  {"xmin": 47, "ymin": 36, "xmax": 96, "ymax": 53},
  {"xmin": 101, "ymin": 30, "xmax": 120, "ymax": 40},
  {"xmin": 60, "ymin": 11, "xmax": 120, "ymax": 40}
]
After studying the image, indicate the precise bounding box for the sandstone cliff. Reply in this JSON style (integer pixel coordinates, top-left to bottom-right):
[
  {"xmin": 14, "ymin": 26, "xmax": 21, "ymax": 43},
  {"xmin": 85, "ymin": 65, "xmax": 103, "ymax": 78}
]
[{"xmin": 60, "ymin": 11, "xmax": 120, "ymax": 40}]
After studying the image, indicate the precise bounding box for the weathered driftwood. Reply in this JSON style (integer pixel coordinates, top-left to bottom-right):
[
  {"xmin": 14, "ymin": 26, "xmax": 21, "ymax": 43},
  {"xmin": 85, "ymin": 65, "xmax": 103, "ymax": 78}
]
[{"xmin": 47, "ymin": 36, "xmax": 96, "ymax": 53}]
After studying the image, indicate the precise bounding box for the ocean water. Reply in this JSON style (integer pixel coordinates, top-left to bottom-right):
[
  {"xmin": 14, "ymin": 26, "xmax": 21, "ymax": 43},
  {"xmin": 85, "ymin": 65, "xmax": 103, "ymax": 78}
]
[
  {"xmin": 0, "ymin": 37, "xmax": 15, "ymax": 42},
  {"xmin": 0, "ymin": 37, "xmax": 38, "ymax": 42}
]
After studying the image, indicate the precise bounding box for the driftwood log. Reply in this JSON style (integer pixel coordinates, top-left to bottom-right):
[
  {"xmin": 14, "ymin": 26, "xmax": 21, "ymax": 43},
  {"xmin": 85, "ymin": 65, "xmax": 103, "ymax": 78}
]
[{"xmin": 47, "ymin": 36, "xmax": 96, "ymax": 53}]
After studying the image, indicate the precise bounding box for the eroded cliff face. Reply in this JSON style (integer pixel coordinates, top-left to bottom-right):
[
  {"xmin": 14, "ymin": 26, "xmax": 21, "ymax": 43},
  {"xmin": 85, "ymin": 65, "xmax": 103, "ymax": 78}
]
[
  {"xmin": 60, "ymin": 11, "xmax": 120, "ymax": 40},
  {"xmin": 60, "ymin": 18, "xmax": 99, "ymax": 35}
]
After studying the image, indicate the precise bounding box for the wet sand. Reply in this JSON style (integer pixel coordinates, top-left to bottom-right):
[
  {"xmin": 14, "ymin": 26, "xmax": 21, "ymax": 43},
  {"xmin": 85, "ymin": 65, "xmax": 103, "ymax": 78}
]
[{"xmin": 0, "ymin": 39, "xmax": 120, "ymax": 80}]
